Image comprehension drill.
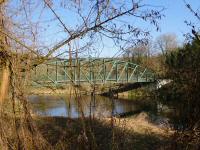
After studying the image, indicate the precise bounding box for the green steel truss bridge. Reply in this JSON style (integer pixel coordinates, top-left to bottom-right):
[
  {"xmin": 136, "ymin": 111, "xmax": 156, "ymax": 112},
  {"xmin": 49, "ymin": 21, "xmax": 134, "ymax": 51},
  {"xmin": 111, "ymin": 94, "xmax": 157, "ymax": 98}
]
[{"xmin": 31, "ymin": 58, "xmax": 155, "ymax": 87}]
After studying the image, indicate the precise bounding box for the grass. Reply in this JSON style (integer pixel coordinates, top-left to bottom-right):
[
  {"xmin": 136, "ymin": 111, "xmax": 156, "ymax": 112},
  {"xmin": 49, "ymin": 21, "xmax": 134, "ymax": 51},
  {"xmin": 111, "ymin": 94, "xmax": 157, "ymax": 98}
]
[{"xmin": 33, "ymin": 113, "xmax": 172, "ymax": 150}]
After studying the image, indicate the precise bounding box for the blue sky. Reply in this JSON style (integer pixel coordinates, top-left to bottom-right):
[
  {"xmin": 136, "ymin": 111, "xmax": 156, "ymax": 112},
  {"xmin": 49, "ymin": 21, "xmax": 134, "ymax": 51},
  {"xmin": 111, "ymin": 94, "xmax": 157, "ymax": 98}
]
[
  {"xmin": 10, "ymin": 0, "xmax": 200, "ymax": 57},
  {"xmin": 98, "ymin": 0, "xmax": 200, "ymax": 56},
  {"xmin": 150, "ymin": 0, "xmax": 200, "ymax": 41}
]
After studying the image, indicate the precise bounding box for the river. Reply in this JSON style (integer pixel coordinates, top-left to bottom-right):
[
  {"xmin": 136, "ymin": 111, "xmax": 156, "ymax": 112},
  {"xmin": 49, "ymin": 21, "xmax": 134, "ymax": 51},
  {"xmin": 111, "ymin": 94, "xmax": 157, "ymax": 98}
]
[{"xmin": 28, "ymin": 95, "xmax": 147, "ymax": 118}]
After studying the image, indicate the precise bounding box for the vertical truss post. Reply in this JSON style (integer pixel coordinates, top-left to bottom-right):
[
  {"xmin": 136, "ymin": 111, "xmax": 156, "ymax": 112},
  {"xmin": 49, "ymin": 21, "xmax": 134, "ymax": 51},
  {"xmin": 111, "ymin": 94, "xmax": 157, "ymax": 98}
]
[
  {"xmin": 89, "ymin": 58, "xmax": 93, "ymax": 82},
  {"xmin": 103, "ymin": 59, "xmax": 106, "ymax": 83},
  {"xmin": 92, "ymin": 61, "xmax": 95, "ymax": 84},
  {"xmin": 78, "ymin": 59, "xmax": 81, "ymax": 85},
  {"xmin": 64, "ymin": 61, "xmax": 66, "ymax": 81},
  {"xmin": 115, "ymin": 62, "xmax": 118, "ymax": 82},
  {"xmin": 74, "ymin": 59, "xmax": 76, "ymax": 84},
  {"xmin": 47, "ymin": 64, "xmax": 49, "ymax": 79},
  {"xmin": 56, "ymin": 61, "xmax": 58, "ymax": 82},
  {"xmin": 126, "ymin": 63, "xmax": 128, "ymax": 82}
]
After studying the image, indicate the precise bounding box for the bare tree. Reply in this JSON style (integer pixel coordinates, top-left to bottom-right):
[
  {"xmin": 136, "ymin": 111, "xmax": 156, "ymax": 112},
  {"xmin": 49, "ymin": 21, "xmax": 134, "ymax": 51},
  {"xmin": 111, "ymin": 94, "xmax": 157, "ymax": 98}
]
[
  {"xmin": 183, "ymin": 0, "xmax": 200, "ymax": 42},
  {"xmin": 154, "ymin": 33, "xmax": 178, "ymax": 56},
  {"xmin": 124, "ymin": 41, "xmax": 152, "ymax": 65},
  {"xmin": 1, "ymin": 0, "xmax": 164, "ymax": 60},
  {"xmin": 0, "ymin": 0, "xmax": 165, "ymax": 149}
]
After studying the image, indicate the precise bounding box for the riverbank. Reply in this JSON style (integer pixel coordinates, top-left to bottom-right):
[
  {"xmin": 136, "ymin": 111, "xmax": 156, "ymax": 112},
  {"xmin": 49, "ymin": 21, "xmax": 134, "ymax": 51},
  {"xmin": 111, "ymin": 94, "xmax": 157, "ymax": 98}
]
[
  {"xmin": 33, "ymin": 112, "xmax": 173, "ymax": 149},
  {"xmin": 28, "ymin": 84, "xmax": 101, "ymax": 95},
  {"xmin": 118, "ymin": 87, "xmax": 152, "ymax": 100},
  {"xmin": 28, "ymin": 86, "xmax": 90, "ymax": 95},
  {"xmin": 28, "ymin": 85, "xmax": 152, "ymax": 100}
]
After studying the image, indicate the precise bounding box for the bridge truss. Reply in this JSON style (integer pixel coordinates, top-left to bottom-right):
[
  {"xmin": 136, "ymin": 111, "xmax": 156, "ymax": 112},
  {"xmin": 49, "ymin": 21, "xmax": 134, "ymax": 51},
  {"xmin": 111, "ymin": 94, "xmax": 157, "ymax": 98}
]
[{"xmin": 31, "ymin": 58, "xmax": 155, "ymax": 86}]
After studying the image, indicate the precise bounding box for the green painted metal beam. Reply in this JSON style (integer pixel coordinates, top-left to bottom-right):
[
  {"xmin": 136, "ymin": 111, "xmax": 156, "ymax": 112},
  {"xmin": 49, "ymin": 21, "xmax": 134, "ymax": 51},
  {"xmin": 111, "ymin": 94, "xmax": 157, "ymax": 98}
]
[{"xmin": 31, "ymin": 58, "xmax": 156, "ymax": 86}]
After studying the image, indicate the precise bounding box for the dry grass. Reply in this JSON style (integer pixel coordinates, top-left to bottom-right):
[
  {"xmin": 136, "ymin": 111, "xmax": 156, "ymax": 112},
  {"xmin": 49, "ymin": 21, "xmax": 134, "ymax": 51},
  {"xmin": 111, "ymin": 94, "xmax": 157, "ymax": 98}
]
[
  {"xmin": 31, "ymin": 112, "xmax": 172, "ymax": 150},
  {"xmin": 105, "ymin": 112, "xmax": 172, "ymax": 139}
]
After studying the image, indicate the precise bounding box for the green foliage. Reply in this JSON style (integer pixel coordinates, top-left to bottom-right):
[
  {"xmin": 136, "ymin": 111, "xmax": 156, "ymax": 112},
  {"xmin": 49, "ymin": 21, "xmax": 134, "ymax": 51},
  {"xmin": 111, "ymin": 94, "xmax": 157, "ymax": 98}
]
[
  {"xmin": 164, "ymin": 38, "xmax": 200, "ymax": 130},
  {"xmin": 166, "ymin": 39, "xmax": 200, "ymax": 71}
]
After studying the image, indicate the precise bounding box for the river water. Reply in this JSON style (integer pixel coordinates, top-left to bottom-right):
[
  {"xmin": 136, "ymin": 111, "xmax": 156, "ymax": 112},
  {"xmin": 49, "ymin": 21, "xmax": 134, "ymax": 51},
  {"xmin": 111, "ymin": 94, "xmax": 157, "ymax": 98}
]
[{"xmin": 28, "ymin": 95, "xmax": 144, "ymax": 118}]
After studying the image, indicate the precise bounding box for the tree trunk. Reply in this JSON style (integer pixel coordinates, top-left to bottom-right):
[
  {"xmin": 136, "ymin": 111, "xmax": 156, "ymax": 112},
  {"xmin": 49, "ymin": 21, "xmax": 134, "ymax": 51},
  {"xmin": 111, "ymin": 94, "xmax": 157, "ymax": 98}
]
[
  {"xmin": 0, "ymin": 1, "xmax": 10, "ymax": 103},
  {"xmin": 0, "ymin": 63, "xmax": 9, "ymax": 102}
]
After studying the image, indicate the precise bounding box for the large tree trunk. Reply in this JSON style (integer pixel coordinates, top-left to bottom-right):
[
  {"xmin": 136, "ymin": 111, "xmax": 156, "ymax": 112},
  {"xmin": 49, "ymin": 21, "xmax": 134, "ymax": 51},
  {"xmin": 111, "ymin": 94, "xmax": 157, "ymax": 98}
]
[
  {"xmin": 0, "ymin": 1, "xmax": 10, "ymax": 103},
  {"xmin": 0, "ymin": 63, "xmax": 9, "ymax": 102}
]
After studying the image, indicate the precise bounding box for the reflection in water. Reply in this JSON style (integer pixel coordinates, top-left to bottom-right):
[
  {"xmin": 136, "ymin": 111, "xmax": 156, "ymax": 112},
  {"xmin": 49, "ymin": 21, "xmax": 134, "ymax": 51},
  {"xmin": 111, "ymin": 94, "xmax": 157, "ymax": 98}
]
[{"xmin": 28, "ymin": 95, "xmax": 138, "ymax": 118}]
